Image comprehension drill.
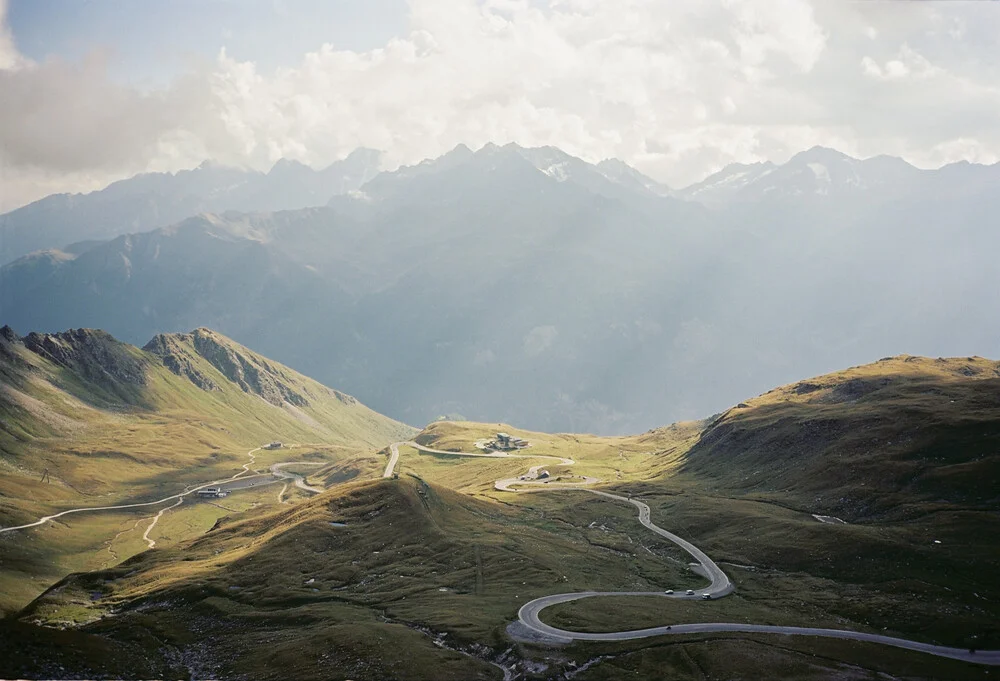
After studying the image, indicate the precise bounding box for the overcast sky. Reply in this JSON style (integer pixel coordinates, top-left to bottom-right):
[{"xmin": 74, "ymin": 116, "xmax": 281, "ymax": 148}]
[{"xmin": 1, "ymin": 0, "xmax": 998, "ymax": 211}]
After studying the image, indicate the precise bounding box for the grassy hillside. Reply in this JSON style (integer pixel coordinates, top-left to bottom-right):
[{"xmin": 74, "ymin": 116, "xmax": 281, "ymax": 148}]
[
  {"xmin": 9, "ymin": 471, "xmax": 994, "ymax": 680},
  {"xmin": 2, "ymin": 354, "xmax": 998, "ymax": 679},
  {"xmin": 0, "ymin": 325, "xmax": 415, "ymax": 613},
  {"xmin": 5, "ymin": 476, "xmax": 707, "ymax": 680},
  {"xmin": 677, "ymin": 354, "xmax": 1000, "ymax": 517},
  {"xmin": 541, "ymin": 355, "xmax": 1000, "ymax": 675},
  {"xmin": 407, "ymin": 420, "xmax": 704, "ymax": 494}
]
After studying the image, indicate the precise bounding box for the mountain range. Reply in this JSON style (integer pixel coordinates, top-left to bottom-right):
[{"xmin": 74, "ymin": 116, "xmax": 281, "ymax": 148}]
[
  {"xmin": 677, "ymin": 145, "xmax": 1000, "ymax": 205},
  {"xmin": 2, "ymin": 143, "xmax": 998, "ymax": 434},
  {"xmin": 0, "ymin": 148, "xmax": 382, "ymax": 267}
]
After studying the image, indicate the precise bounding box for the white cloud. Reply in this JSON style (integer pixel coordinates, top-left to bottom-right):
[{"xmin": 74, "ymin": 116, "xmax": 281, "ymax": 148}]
[
  {"xmin": 1, "ymin": 0, "xmax": 999, "ymax": 210},
  {"xmin": 862, "ymin": 45, "xmax": 941, "ymax": 81},
  {"xmin": 0, "ymin": 0, "xmax": 21, "ymax": 69},
  {"xmin": 724, "ymin": 0, "xmax": 827, "ymax": 75}
]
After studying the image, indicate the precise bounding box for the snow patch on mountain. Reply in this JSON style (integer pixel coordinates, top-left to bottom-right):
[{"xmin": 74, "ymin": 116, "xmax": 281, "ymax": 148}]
[{"xmin": 542, "ymin": 162, "xmax": 570, "ymax": 182}]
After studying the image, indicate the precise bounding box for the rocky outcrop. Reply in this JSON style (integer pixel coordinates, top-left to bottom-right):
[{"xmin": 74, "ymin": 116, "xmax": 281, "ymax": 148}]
[
  {"xmin": 144, "ymin": 328, "xmax": 311, "ymax": 406},
  {"xmin": 143, "ymin": 334, "xmax": 219, "ymax": 391},
  {"xmin": 189, "ymin": 329, "xmax": 309, "ymax": 407},
  {"xmin": 0, "ymin": 325, "xmax": 30, "ymax": 373},
  {"xmin": 22, "ymin": 328, "xmax": 149, "ymax": 387},
  {"xmin": 826, "ymin": 377, "xmax": 892, "ymax": 403},
  {"xmin": 160, "ymin": 329, "xmax": 308, "ymax": 407},
  {"xmin": 329, "ymin": 388, "xmax": 357, "ymax": 405}
]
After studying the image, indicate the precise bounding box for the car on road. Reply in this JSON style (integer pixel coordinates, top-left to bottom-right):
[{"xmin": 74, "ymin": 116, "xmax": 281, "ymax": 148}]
[
  {"xmin": 664, "ymin": 589, "xmax": 673, "ymax": 595},
  {"xmin": 685, "ymin": 589, "xmax": 695, "ymax": 595},
  {"xmin": 702, "ymin": 594, "xmax": 712, "ymax": 600}
]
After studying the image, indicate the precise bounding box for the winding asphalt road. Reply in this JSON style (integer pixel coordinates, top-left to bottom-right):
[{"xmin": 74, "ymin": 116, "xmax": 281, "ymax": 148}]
[
  {"xmin": 5, "ymin": 441, "xmax": 996, "ymax": 666},
  {"xmin": 385, "ymin": 441, "xmax": 1000, "ymax": 667},
  {"xmin": 0, "ymin": 446, "xmax": 303, "ymax": 537},
  {"xmin": 271, "ymin": 461, "xmax": 325, "ymax": 494}
]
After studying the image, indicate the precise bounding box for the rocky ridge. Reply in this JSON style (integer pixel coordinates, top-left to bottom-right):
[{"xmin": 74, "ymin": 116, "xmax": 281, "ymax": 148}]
[{"xmin": 20, "ymin": 328, "xmax": 149, "ymax": 387}]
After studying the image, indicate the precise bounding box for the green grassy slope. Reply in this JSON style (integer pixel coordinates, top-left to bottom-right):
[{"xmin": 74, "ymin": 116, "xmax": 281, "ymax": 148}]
[
  {"xmin": 676, "ymin": 354, "xmax": 1000, "ymax": 517},
  {"xmin": 0, "ymin": 325, "xmax": 416, "ymax": 613},
  {"xmin": 408, "ymin": 419, "xmax": 704, "ymax": 493},
  {"xmin": 6, "ymin": 476, "xmax": 704, "ymax": 680},
  {"xmin": 1, "ymin": 326, "xmax": 415, "ymax": 517},
  {"xmin": 540, "ymin": 355, "xmax": 1000, "ymax": 675},
  {"xmin": 2, "ymin": 354, "xmax": 998, "ymax": 680}
]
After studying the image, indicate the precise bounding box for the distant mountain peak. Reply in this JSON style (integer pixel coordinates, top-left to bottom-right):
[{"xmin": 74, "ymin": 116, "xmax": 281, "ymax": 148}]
[
  {"xmin": 596, "ymin": 157, "xmax": 631, "ymax": 171},
  {"xmin": 442, "ymin": 143, "xmax": 476, "ymax": 161},
  {"xmin": 679, "ymin": 160, "xmax": 777, "ymax": 201},
  {"xmin": 268, "ymin": 158, "xmax": 311, "ymax": 173},
  {"xmin": 787, "ymin": 146, "xmax": 857, "ymax": 166},
  {"xmin": 194, "ymin": 159, "xmax": 245, "ymax": 172},
  {"xmin": 595, "ymin": 157, "xmax": 673, "ymax": 196},
  {"xmin": 361, "ymin": 142, "xmax": 677, "ymax": 201},
  {"xmin": 678, "ymin": 145, "xmax": 936, "ymax": 204}
]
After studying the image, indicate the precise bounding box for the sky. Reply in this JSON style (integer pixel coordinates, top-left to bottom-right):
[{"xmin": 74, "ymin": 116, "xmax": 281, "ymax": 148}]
[{"xmin": 0, "ymin": 0, "xmax": 998, "ymax": 212}]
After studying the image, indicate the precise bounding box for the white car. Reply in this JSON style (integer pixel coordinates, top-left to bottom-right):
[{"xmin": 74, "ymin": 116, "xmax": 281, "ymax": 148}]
[
  {"xmin": 685, "ymin": 589, "xmax": 695, "ymax": 595},
  {"xmin": 664, "ymin": 590, "xmax": 674, "ymax": 595},
  {"xmin": 702, "ymin": 593, "xmax": 712, "ymax": 600}
]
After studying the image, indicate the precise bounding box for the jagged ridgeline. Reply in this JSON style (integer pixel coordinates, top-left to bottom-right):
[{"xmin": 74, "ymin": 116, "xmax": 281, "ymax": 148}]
[
  {"xmin": 1, "ymin": 325, "xmax": 412, "ymax": 447},
  {"xmin": 0, "ymin": 325, "xmax": 415, "ymax": 613}
]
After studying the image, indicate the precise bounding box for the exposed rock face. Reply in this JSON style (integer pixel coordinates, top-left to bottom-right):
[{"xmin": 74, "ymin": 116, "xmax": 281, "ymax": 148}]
[
  {"xmin": 0, "ymin": 325, "xmax": 29, "ymax": 372},
  {"xmin": 826, "ymin": 377, "xmax": 891, "ymax": 403},
  {"xmin": 792, "ymin": 382, "xmax": 823, "ymax": 395},
  {"xmin": 169, "ymin": 328, "xmax": 309, "ymax": 407},
  {"xmin": 144, "ymin": 328, "xmax": 312, "ymax": 406},
  {"xmin": 143, "ymin": 334, "xmax": 219, "ymax": 391},
  {"xmin": 329, "ymin": 388, "xmax": 357, "ymax": 406},
  {"xmin": 21, "ymin": 328, "xmax": 148, "ymax": 387},
  {"xmin": 191, "ymin": 329, "xmax": 308, "ymax": 407}
]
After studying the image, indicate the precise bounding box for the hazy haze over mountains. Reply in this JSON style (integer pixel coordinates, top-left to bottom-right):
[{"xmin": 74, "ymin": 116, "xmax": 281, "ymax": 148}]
[
  {"xmin": 0, "ymin": 148, "xmax": 382, "ymax": 266},
  {"xmin": 3, "ymin": 0, "xmax": 999, "ymax": 214},
  {"xmin": 2, "ymin": 142, "xmax": 998, "ymax": 434}
]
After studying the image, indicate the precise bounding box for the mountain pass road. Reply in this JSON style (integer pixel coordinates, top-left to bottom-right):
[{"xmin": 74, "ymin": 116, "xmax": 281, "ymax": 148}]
[{"xmin": 386, "ymin": 441, "xmax": 999, "ymax": 667}]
